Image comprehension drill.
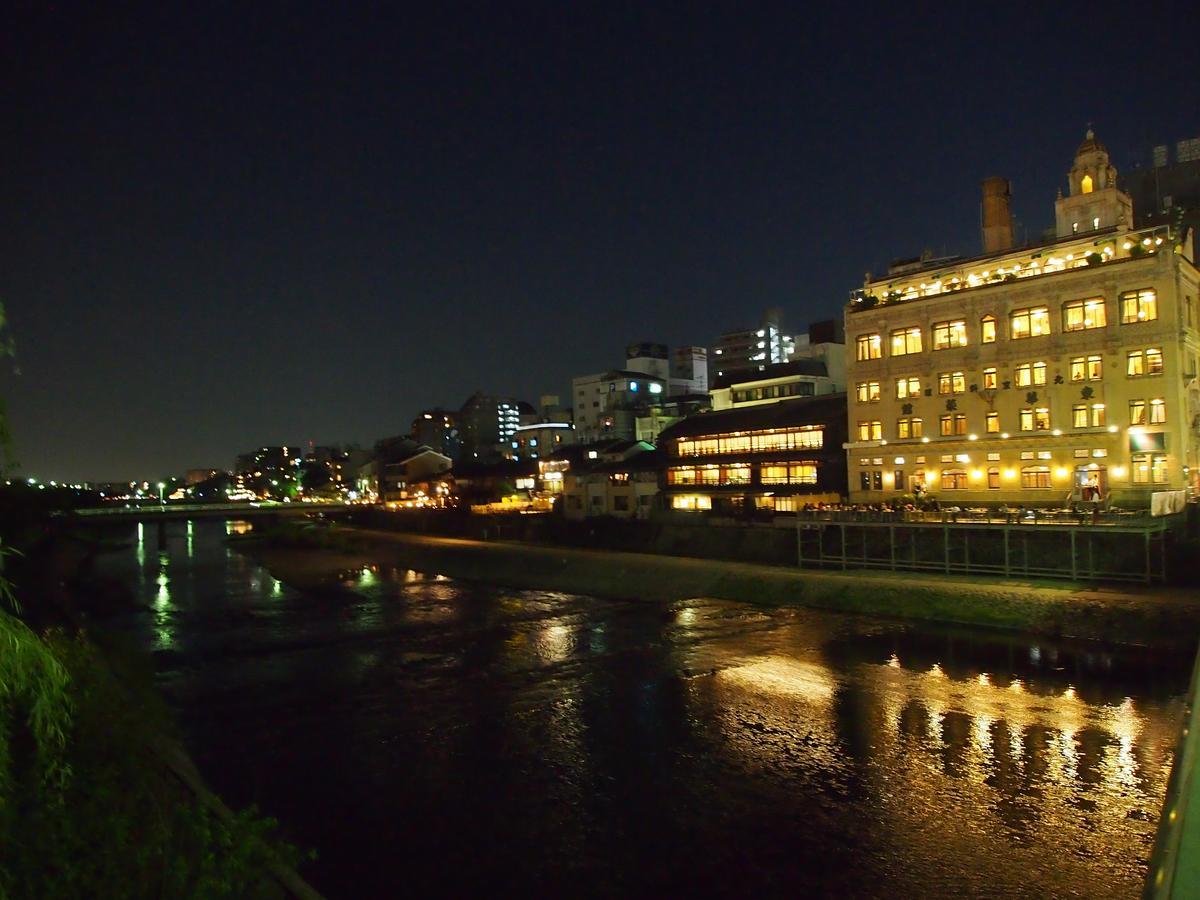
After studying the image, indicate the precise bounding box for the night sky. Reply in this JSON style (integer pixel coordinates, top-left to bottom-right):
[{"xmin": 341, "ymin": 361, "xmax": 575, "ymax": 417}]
[{"xmin": 3, "ymin": 4, "xmax": 1197, "ymax": 482}]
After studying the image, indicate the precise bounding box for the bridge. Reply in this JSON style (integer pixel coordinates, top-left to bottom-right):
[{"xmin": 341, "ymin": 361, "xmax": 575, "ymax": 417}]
[{"xmin": 71, "ymin": 502, "xmax": 357, "ymax": 523}]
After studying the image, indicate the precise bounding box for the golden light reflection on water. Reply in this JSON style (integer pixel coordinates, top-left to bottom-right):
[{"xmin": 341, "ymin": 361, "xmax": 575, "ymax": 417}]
[{"xmin": 697, "ymin": 634, "xmax": 1180, "ymax": 897}]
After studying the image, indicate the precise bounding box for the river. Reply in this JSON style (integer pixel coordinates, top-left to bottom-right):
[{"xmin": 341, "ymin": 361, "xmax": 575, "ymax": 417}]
[{"xmin": 95, "ymin": 518, "xmax": 1190, "ymax": 898}]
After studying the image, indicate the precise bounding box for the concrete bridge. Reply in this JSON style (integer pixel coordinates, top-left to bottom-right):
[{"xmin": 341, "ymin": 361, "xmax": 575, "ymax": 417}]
[{"xmin": 72, "ymin": 502, "xmax": 357, "ymax": 523}]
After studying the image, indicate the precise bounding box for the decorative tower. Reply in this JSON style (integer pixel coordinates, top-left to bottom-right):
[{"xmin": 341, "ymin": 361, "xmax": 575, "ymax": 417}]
[{"xmin": 1054, "ymin": 129, "xmax": 1134, "ymax": 238}]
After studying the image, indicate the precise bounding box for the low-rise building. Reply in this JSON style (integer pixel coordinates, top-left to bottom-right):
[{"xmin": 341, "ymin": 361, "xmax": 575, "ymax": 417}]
[
  {"xmin": 560, "ymin": 440, "xmax": 658, "ymax": 519},
  {"xmin": 657, "ymin": 393, "xmax": 848, "ymax": 513}
]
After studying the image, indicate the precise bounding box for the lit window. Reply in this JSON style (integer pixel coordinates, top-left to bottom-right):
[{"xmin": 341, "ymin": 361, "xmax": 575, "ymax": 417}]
[
  {"xmin": 1091, "ymin": 404, "xmax": 1106, "ymax": 427},
  {"xmin": 856, "ymin": 333, "xmax": 882, "ymax": 361},
  {"xmin": 980, "ymin": 315, "xmax": 997, "ymax": 344},
  {"xmin": 985, "ymin": 411, "xmax": 999, "ymax": 433},
  {"xmin": 1127, "ymin": 350, "xmax": 1145, "ymax": 377},
  {"xmin": 896, "ymin": 376, "xmax": 920, "ymax": 399},
  {"xmin": 1021, "ymin": 466, "xmax": 1052, "ymax": 489},
  {"xmin": 1131, "ymin": 453, "xmax": 1168, "ymax": 485},
  {"xmin": 1062, "ymin": 297, "xmax": 1107, "ymax": 331},
  {"xmin": 857, "ymin": 420, "xmax": 883, "ymax": 441},
  {"xmin": 932, "ymin": 320, "xmax": 967, "ymax": 350},
  {"xmin": 1020, "ymin": 408, "xmax": 1050, "ymax": 431},
  {"xmin": 941, "ymin": 469, "xmax": 968, "ymax": 490},
  {"xmin": 1070, "ymin": 355, "xmax": 1102, "ymax": 381},
  {"xmin": 1014, "ymin": 361, "xmax": 1046, "ymax": 387},
  {"xmin": 1010, "ymin": 307, "xmax": 1050, "ymax": 339},
  {"xmin": 937, "ymin": 371, "xmax": 966, "ymax": 395},
  {"xmin": 1072, "ymin": 405, "xmax": 1088, "ymax": 428},
  {"xmin": 856, "ymin": 381, "xmax": 881, "ymax": 403},
  {"xmin": 896, "ymin": 417, "xmax": 923, "ymax": 439},
  {"xmin": 1150, "ymin": 398, "xmax": 1166, "ymax": 424},
  {"xmin": 1129, "ymin": 399, "xmax": 1146, "ymax": 425},
  {"xmin": 987, "ymin": 467, "xmax": 1000, "ymax": 489},
  {"xmin": 1120, "ymin": 289, "xmax": 1158, "ymax": 324},
  {"xmin": 1081, "ymin": 174, "xmax": 1094, "ymax": 194},
  {"xmin": 983, "ymin": 367, "xmax": 997, "ymax": 389},
  {"xmin": 890, "ymin": 327, "xmax": 923, "ymax": 356},
  {"xmin": 939, "ymin": 414, "xmax": 967, "ymax": 436},
  {"xmin": 1146, "ymin": 347, "xmax": 1163, "ymax": 374}
]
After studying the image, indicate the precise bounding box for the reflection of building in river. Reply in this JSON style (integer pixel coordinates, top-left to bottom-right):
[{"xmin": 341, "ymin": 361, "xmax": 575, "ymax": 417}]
[{"xmin": 695, "ymin": 617, "xmax": 1182, "ymax": 896}]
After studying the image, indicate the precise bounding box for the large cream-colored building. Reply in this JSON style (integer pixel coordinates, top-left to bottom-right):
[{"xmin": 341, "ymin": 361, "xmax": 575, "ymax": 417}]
[{"xmin": 845, "ymin": 132, "xmax": 1200, "ymax": 506}]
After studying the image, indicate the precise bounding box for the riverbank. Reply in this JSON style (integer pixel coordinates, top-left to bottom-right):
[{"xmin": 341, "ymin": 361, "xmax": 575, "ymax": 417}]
[{"xmin": 239, "ymin": 524, "xmax": 1200, "ymax": 648}]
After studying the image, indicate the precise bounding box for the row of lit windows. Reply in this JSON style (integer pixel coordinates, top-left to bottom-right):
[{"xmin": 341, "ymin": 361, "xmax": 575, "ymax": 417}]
[
  {"xmin": 855, "ymin": 348, "xmax": 1165, "ymax": 402},
  {"xmin": 857, "ymin": 454, "xmax": 1169, "ymax": 491},
  {"xmin": 854, "ymin": 290, "xmax": 1159, "ymax": 361},
  {"xmin": 675, "ymin": 425, "xmax": 824, "ymax": 457},
  {"xmin": 732, "ymin": 381, "xmax": 815, "ymax": 403},
  {"xmin": 666, "ymin": 462, "xmax": 818, "ymax": 486},
  {"xmin": 857, "ymin": 398, "xmax": 1165, "ymax": 441}
]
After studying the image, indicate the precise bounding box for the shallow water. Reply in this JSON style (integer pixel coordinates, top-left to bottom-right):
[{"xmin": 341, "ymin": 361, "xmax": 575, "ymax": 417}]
[{"xmin": 97, "ymin": 519, "xmax": 1190, "ymax": 898}]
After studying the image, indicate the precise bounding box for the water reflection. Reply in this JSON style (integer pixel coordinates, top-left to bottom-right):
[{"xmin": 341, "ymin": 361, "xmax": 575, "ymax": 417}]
[{"xmin": 91, "ymin": 520, "xmax": 1188, "ymax": 899}]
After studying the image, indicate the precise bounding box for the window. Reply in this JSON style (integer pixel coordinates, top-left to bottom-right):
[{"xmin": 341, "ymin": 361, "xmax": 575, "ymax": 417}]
[
  {"xmin": 1150, "ymin": 398, "xmax": 1166, "ymax": 424},
  {"xmin": 932, "ymin": 320, "xmax": 967, "ymax": 350},
  {"xmin": 856, "ymin": 381, "xmax": 881, "ymax": 403},
  {"xmin": 940, "ymin": 414, "xmax": 967, "ymax": 436},
  {"xmin": 938, "ymin": 371, "xmax": 966, "ymax": 395},
  {"xmin": 987, "ymin": 467, "xmax": 1000, "ymax": 489},
  {"xmin": 856, "ymin": 333, "xmax": 882, "ymax": 360},
  {"xmin": 1071, "ymin": 355, "xmax": 1103, "ymax": 381},
  {"xmin": 1129, "ymin": 399, "xmax": 1146, "ymax": 425},
  {"xmin": 941, "ymin": 469, "xmax": 968, "ymax": 490},
  {"xmin": 1129, "ymin": 348, "xmax": 1163, "ymax": 376},
  {"xmin": 1014, "ymin": 361, "xmax": 1047, "ymax": 387},
  {"xmin": 1072, "ymin": 405, "xmax": 1088, "ymax": 428},
  {"xmin": 1127, "ymin": 350, "xmax": 1145, "ymax": 377},
  {"xmin": 1132, "ymin": 453, "xmax": 1168, "ymax": 485},
  {"xmin": 985, "ymin": 411, "xmax": 999, "ymax": 433},
  {"xmin": 983, "ymin": 367, "xmax": 997, "ymax": 389},
  {"xmin": 1091, "ymin": 404, "xmax": 1106, "ymax": 427},
  {"xmin": 896, "ymin": 376, "xmax": 921, "ymax": 399},
  {"xmin": 890, "ymin": 327, "xmax": 923, "ymax": 356},
  {"xmin": 981, "ymin": 315, "xmax": 997, "ymax": 344},
  {"xmin": 1020, "ymin": 408, "xmax": 1050, "ymax": 431},
  {"xmin": 1021, "ymin": 466, "xmax": 1052, "ymax": 489},
  {"xmin": 1010, "ymin": 307, "xmax": 1050, "ymax": 339},
  {"xmin": 1062, "ymin": 297, "xmax": 1107, "ymax": 331},
  {"xmin": 896, "ymin": 417, "xmax": 923, "ymax": 439},
  {"xmin": 1120, "ymin": 289, "xmax": 1158, "ymax": 324},
  {"xmin": 858, "ymin": 420, "xmax": 882, "ymax": 441}
]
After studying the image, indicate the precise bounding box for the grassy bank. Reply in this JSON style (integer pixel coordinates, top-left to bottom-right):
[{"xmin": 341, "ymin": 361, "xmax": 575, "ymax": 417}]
[{"xmin": 241, "ymin": 523, "xmax": 1200, "ymax": 648}]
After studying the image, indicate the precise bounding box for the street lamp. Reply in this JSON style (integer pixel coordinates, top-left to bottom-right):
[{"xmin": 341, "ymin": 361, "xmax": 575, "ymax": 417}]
[{"xmin": 157, "ymin": 482, "xmax": 166, "ymax": 511}]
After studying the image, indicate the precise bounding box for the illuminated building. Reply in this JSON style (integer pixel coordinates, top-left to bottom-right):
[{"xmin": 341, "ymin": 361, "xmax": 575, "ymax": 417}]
[
  {"xmin": 657, "ymin": 393, "xmax": 847, "ymax": 513},
  {"xmin": 845, "ymin": 131, "xmax": 1200, "ymax": 504}
]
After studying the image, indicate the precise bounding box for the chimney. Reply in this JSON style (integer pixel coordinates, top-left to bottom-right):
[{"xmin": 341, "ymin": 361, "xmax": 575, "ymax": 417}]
[{"xmin": 981, "ymin": 176, "xmax": 1014, "ymax": 253}]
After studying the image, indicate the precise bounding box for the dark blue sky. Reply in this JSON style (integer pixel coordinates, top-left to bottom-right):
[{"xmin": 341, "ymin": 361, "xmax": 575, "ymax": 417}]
[{"xmin": 2, "ymin": 3, "xmax": 1197, "ymax": 481}]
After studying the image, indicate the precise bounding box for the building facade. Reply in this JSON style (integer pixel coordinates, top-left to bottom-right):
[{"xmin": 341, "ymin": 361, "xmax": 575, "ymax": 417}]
[
  {"xmin": 710, "ymin": 358, "xmax": 839, "ymax": 411},
  {"xmin": 657, "ymin": 393, "xmax": 848, "ymax": 513},
  {"xmin": 845, "ymin": 132, "xmax": 1200, "ymax": 506}
]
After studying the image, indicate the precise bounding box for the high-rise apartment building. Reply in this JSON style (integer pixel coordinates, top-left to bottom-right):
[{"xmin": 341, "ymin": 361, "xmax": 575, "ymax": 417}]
[{"xmin": 845, "ymin": 131, "xmax": 1200, "ymax": 505}]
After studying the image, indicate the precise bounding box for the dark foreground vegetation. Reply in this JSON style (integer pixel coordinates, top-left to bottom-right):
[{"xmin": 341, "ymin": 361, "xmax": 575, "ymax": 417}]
[{"xmin": 0, "ymin": 487, "xmax": 308, "ymax": 898}]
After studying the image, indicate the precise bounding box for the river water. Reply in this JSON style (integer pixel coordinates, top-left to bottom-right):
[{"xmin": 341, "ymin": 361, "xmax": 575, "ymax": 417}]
[{"xmin": 96, "ymin": 519, "xmax": 1190, "ymax": 898}]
